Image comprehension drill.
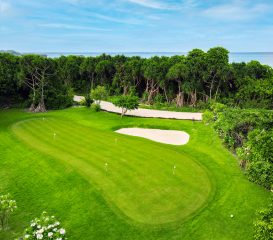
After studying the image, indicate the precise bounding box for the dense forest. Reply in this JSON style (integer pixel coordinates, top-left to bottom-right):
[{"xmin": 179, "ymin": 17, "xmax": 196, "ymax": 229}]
[{"xmin": 1, "ymin": 47, "xmax": 273, "ymax": 111}]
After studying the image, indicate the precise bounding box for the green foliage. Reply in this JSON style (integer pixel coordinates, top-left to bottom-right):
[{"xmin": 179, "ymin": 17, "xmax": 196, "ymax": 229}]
[
  {"xmin": 238, "ymin": 129, "xmax": 273, "ymax": 189},
  {"xmin": 254, "ymin": 200, "xmax": 273, "ymax": 240},
  {"xmin": 90, "ymin": 85, "xmax": 108, "ymax": 103},
  {"xmin": 84, "ymin": 94, "xmax": 93, "ymax": 107},
  {"xmin": 90, "ymin": 103, "xmax": 101, "ymax": 112},
  {"xmin": 207, "ymin": 105, "xmax": 273, "ymax": 189},
  {"xmin": 0, "ymin": 194, "xmax": 17, "ymax": 231},
  {"xmin": 112, "ymin": 95, "xmax": 139, "ymax": 117},
  {"xmin": 2, "ymin": 48, "xmax": 273, "ymax": 110},
  {"xmin": 20, "ymin": 211, "xmax": 67, "ymax": 240}
]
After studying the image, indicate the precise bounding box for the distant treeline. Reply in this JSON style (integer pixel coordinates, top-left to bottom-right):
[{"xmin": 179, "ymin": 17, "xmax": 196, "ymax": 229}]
[{"xmin": 0, "ymin": 46, "xmax": 273, "ymax": 110}]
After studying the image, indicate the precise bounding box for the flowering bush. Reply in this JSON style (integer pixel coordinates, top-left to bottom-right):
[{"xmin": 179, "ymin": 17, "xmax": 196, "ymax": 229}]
[
  {"xmin": 0, "ymin": 193, "xmax": 17, "ymax": 230},
  {"xmin": 21, "ymin": 212, "xmax": 67, "ymax": 240}
]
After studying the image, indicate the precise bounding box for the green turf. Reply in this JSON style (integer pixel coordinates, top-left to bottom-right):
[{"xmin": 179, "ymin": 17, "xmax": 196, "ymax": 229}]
[{"xmin": 0, "ymin": 108, "xmax": 271, "ymax": 239}]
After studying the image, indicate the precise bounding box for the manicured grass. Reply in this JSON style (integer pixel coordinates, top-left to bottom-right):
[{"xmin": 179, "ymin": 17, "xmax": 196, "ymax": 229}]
[{"xmin": 0, "ymin": 108, "xmax": 271, "ymax": 239}]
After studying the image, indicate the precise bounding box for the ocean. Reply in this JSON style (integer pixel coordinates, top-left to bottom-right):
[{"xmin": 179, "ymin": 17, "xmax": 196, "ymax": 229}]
[{"xmin": 38, "ymin": 52, "xmax": 273, "ymax": 67}]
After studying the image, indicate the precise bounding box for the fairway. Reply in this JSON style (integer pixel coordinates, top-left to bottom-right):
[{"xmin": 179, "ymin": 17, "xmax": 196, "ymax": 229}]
[{"xmin": 0, "ymin": 108, "xmax": 271, "ymax": 239}]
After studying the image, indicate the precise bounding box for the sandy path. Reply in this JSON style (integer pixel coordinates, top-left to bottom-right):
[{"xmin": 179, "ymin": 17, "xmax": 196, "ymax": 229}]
[
  {"xmin": 100, "ymin": 101, "xmax": 202, "ymax": 121},
  {"xmin": 73, "ymin": 96, "xmax": 202, "ymax": 120},
  {"xmin": 116, "ymin": 128, "xmax": 190, "ymax": 145}
]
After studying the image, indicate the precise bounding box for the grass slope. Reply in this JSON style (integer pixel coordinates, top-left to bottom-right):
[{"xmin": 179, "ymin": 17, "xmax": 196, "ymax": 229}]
[{"xmin": 0, "ymin": 108, "xmax": 271, "ymax": 240}]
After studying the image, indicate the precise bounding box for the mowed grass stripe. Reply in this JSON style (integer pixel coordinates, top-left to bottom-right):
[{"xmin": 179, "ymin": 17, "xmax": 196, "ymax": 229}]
[{"xmin": 12, "ymin": 118, "xmax": 212, "ymax": 224}]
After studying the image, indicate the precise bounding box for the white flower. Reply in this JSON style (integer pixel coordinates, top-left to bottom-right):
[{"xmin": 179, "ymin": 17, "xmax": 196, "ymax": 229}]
[
  {"xmin": 36, "ymin": 233, "xmax": 43, "ymax": 239},
  {"xmin": 37, "ymin": 228, "xmax": 44, "ymax": 234},
  {"xmin": 54, "ymin": 221, "xmax": 60, "ymax": 226},
  {"xmin": 37, "ymin": 225, "xmax": 41, "ymax": 229},
  {"xmin": 59, "ymin": 228, "xmax": 66, "ymax": 235},
  {"xmin": 53, "ymin": 228, "xmax": 58, "ymax": 232},
  {"xmin": 24, "ymin": 234, "xmax": 30, "ymax": 239},
  {"xmin": 31, "ymin": 223, "xmax": 36, "ymax": 227},
  {"xmin": 56, "ymin": 238, "xmax": 62, "ymax": 240},
  {"xmin": 48, "ymin": 232, "xmax": 53, "ymax": 237}
]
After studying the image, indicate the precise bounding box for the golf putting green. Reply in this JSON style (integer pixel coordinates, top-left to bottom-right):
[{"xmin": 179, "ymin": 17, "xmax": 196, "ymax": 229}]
[{"xmin": 12, "ymin": 118, "xmax": 211, "ymax": 224}]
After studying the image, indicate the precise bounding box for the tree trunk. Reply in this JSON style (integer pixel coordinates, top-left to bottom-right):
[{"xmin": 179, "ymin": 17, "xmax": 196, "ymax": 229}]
[
  {"xmin": 123, "ymin": 85, "xmax": 129, "ymax": 95},
  {"xmin": 176, "ymin": 92, "xmax": 184, "ymax": 107},
  {"xmin": 190, "ymin": 90, "xmax": 197, "ymax": 106},
  {"xmin": 28, "ymin": 102, "xmax": 35, "ymax": 112},
  {"xmin": 121, "ymin": 108, "xmax": 127, "ymax": 117},
  {"xmin": 163, "ymin": 87, "xmax": 169, "ymax": 103},
  {"xmin": 35, "ymin": 77, "xmax": 46, "ymax": 112}
]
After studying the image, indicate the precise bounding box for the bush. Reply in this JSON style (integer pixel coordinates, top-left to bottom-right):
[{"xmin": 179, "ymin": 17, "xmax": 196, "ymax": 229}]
[
  {"xmin": 91, "ymin": 103, "xmax": 101, "ymax": 112},
  {"xmin": 254, "ymin": 200, "xmax": 273, "ymax": 240},
  {"xmin": 206, "ymin": 105, "xmax": 273, "ymax": 189},
  {"xmin": 0, "ymin": 194, "xmax": 17, "ymax": 231},
  {"xmin": 238, "ymin": 129, "xmax": 273, "ymax": 189},
  {"xmin": 84, "ymin": 94, "xmax": 93, "ymax": 107},
  {"xmin": 20, "ymin": 211, "xmax": 67, "ymax": 240}
]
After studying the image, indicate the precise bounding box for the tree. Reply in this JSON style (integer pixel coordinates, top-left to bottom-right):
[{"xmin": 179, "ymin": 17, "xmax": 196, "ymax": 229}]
[
  {"xmin": 0, "ymin": 53, "xmax": 19, "ymax": 106},
  {"xmin": 90, "ymin": 85, "xmax": 108, "ymax": 104},
  {"xmin": 167, "ymin": 61, "xmax": 189, "ymax": 107},
  {"xmin": 56, "ymin": 55, "xmax": 83, "ymax": 88},
  {"xmin": 142, "ymin": 57, "xmax": 162, "ymax": 104},
  {"xmin": 0, "ymin": 194, "xmax": 17, "ymax": 231},
  {"xmin": 80, "ymin": 57, "xmax": 97, "ymax": 92},
  {"xmin": 187, "ymin": 49, "xmax": 207, "ymax": 105},
  {"xmin": 95, "ymin": 60, "xmax": 115, "ymax": 87},
  {"xmin": 112, "ymin": 95, "xmax": 139, "ymax": 117},
  {"xmin": 205, "ymin": 47, "xmax": 229, "ymax": 100},
  {"xmin": 19, "ymin": 55, "xmax": 55, "ymax": 112}
]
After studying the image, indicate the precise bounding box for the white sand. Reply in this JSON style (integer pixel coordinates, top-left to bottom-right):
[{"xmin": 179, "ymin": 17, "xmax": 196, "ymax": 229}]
[
  {"xmin": 73, "ymin": 95, "xmax": 85, "ymax": 102},
  {"xmin": 73, "ymin": 96, "xmax": 202, "ymax": 121},
  {"xmin": 100, "ymin": 101, "xmax": 202, "ymax": 121},
  {"xmin": 116, "ymin": 128, "xmax": 190, "ymax": 145}
]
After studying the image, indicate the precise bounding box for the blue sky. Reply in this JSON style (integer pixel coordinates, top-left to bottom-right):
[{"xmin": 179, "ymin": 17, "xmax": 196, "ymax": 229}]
[{"xmin": 0, "ymin": 0, "xmax": 273, "ymax": 52}]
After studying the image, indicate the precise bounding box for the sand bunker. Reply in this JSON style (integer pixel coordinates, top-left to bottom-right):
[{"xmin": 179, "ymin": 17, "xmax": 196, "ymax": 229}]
[{"xmin": 115, "ymin": 128, "xmax": 190, "ymax": 145}]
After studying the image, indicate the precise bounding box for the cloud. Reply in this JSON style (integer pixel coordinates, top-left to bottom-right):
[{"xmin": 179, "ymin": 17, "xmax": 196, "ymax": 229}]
[
  {"xmin": 0, "ymin": 0, "xmax": 12, "ymax": 15},
  {"xmin": 91, "ymin": 12, "xmax": 143, "ymax": 25},
  {"xmin": 39, "ymin": 23, "xmax": 110, "ymax": 31},
  {"xmin": 126, "ymin": 0, "xmax": 196, "ymax": 10},
  {"xmin": 203, "ymin": 1, "xmax": 269, "ymax": 21},
  {"xmin": 127, "ymin": 0, "xmax": 168, "ymax": 9}
]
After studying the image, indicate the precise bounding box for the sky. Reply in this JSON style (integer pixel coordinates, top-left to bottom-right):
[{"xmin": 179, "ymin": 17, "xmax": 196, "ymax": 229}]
[{"xmin": 0, "ymin": 0, "xmax": 273, "ymax": 52}]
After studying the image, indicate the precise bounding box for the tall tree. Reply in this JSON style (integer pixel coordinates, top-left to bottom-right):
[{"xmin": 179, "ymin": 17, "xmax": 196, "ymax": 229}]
[
  {"xmin": 167, "ymin": 61, "xmax": 189, "ymax": 107},
  {"xmin": 205, "ymin": 47, "xmax": 229, "ymax": 100}
]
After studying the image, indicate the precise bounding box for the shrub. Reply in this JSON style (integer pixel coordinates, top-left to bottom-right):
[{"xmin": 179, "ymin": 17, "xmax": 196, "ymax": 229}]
[
  {"xmin": 84, "ymin": 94, "xmax": 93, "ymax": 107},
  {"xmin": 20, "ymin": 211, "xmax": 67, "ymax": 240},
  {"xmin": 91, "ymin": 103, "xmax": 101, "ymax": 112},
  {"xmin": 206, "ymin": 105, "xmax": 273, "ymax": 190},
  {"xmin": 0, "ymin": 194, "xmax": 17, "ymax": 231},
  {"xmin": 254, "ymin": 200, "xmax": 273, "ymax": 240}
]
